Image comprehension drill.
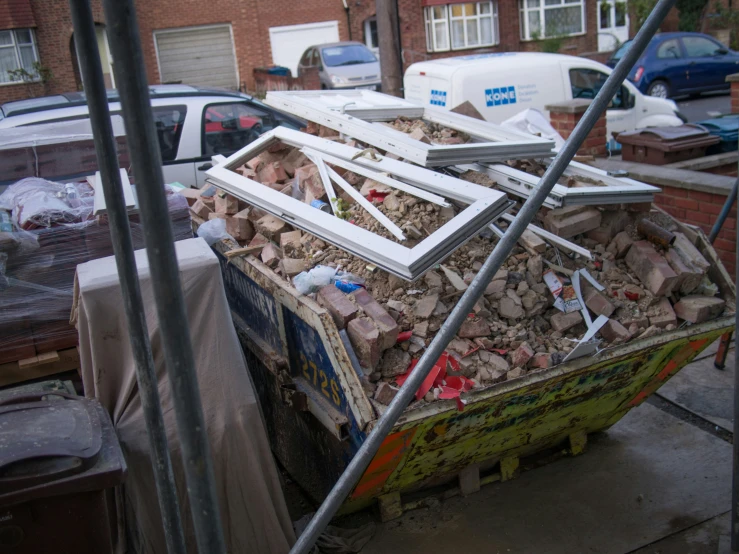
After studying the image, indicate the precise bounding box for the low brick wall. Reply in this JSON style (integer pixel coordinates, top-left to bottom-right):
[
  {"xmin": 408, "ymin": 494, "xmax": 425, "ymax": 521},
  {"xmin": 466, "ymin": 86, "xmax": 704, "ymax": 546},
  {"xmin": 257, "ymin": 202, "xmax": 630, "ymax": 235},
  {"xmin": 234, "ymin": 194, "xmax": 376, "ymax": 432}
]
[
  {"xmin": 729, "ymin": 73, "xmax": 739, "ymax": 114},
  {"xmin": 665, "ymin": 152, "xmax": 738, "ymax": 178},
  {"xmin": 547, "ymin": 99, "xmax": 607, "ymax": 157}
]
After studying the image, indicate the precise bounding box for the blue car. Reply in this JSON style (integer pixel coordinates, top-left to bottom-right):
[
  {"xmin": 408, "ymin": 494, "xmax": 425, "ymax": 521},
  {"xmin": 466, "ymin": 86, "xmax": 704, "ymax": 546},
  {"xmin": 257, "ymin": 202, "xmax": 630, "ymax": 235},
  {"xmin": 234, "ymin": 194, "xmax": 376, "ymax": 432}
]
[{"xmin": 607, "ymin": 32, "xmax": 739, "ymax": 98}]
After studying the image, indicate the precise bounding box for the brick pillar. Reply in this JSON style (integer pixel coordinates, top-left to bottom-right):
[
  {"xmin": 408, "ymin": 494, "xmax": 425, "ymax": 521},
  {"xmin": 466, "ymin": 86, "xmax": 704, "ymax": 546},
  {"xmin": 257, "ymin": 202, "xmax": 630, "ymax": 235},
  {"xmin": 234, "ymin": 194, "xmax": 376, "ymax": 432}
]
[
  {"xmin": 727, "ymin": 73, "xmax": 739, "ymax": 114},
  {"xmin": 546, "ymin": 99, "xmax": 607, "ymax": 157}
]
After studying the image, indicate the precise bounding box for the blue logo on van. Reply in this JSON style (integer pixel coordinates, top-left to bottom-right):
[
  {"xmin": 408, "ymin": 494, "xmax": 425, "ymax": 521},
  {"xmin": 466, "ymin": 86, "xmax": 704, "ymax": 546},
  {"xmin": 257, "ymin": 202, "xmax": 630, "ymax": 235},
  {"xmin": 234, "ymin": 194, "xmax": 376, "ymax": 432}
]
[
  {"xmin": 430, "ymin": 89, "xmax": 447, "ymax": 106},
  {"xmin": 485, "ymin": 86, "xmax": 517, "ymax": 107}
]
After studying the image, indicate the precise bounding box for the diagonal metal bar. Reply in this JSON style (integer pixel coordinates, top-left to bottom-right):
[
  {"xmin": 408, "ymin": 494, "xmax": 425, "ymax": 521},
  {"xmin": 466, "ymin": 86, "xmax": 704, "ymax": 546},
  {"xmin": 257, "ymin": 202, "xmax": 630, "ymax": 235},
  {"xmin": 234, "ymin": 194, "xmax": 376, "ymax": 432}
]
[
  {"xmin": 67, "ymin": 0, "xmax": 186, "ymax": 552},
  {"xmin": 289, "ymin": 0, "xmax": 678, "ymax": 551},
  {"xmin": 100, "ymin": 0, "xmax": 226, "ymax": 552}
]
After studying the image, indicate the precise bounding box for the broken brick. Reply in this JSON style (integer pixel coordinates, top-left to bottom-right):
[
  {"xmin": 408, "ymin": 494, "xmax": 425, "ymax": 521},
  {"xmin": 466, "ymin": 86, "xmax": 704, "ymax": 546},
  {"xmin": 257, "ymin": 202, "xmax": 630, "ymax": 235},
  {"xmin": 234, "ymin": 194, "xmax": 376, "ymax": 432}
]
[
  {"xmin": 177, "ymin": 187, "xmax": 202, "ymax": 206},
  {"xmin": 347, "ymin": 317, "xmax": 381, "ymax": 369},
  {"xmin": 215, "ymin": 192, "xmax": 239, "ymax": 215},
  {"xmin": 458, "ymin": 318, "xmax": 491, "ymax": 339},
  {"xmin": 543, "ymin": 205, "xmax": 602, "ymax": 238},
  {"xmin": 599, "ymin": 320, "xmax": 631, "ymax": 343},
  {"xmin": 279, "ymin": 258, "xmax": 307, "ymax": 277},
  {"xmin": 260, "ymin": 243, "xmax": 283, "ymax": 268},
  {"xmin": 625, "ymin": 241, "xmax": 678, "ymax": 297},
  {"xmin": 414, "ymin": 294, "xmax": 439, "ymax": 319},
  {"xmin": 648, "ymin": 298, "xmax": 677, "ymax": 329},
  {"xmin": 673, "ymin": 296, "xmax": 725, "ymax": 323},
  {"xmin": 380, "ymin": 348, "xmax": 411, "ymax": 378},
  {"xmin": 374, "ymin": 382, "xmax": 399, "ymax": 405},
  {"xmin": 586, "ymin": 209, "xmax": 630, "ymax": 245},
  {"xmin": 511, "ymin": 342, "xmax": 534, "ymax": 368},
  {"xmin": 350, "ymin": 288, "xmax": 399, "ymax": 350},
  {"xmin": 255, "ymin": 215, "xmax": 289, "ymax": 241},
  {"xmin": 191, "ymin": 198, "xmax": 212, "ymax": 220},
  {"xmin": 318, "ymin": 285, "xmax": 359, "ymax": 329},
  {"xmin": 529, "ymin": 353, "xmax": 551, "ymax": 369},
  {"xmin": 550, "ymin": 311, "xmax": 583, "ymax": 333},
  {"xmin": 584, "ymin": 288, "xmax": 615, "ymax": 317},
  {"xmin": 665, "ymin": 248, "xmax": 703, "ymax": 295},
  {"xmin": 607, "ymin": 231, "xmax": 633, "ymax": 259},
  {"xmin": 506, "ymin": 367, "xmax": 526, "ymax": 380},
  {"xmin": 226, "ymin": 209, "xmax": 255, "ymax": 242}
]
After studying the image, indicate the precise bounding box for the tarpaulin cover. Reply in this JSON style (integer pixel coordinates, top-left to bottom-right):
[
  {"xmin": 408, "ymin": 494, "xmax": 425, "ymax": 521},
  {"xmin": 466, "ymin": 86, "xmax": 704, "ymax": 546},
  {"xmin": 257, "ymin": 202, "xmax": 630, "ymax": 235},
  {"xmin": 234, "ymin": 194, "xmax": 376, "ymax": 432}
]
[{"xmin": 74, "ymin": 237, "xmax": 295, "ymax": 554}]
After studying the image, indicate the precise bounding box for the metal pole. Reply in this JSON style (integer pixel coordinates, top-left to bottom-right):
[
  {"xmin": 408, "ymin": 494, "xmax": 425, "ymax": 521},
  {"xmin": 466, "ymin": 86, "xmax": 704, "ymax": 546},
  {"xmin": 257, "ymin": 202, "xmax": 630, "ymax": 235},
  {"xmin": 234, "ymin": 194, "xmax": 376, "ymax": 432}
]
[
  {"xmin": 290, "ymin": 0, "xmax": 677, "ymax": 551},
  {"xmin": 731, "ymin": 112, "xmax": 739, "ymax": 554},
  {"xmin": 100, "ymin": 1, "xmax": 227, "ymax": 552},
  {"xmin": 709, "ymin": 176, "xmax": 739, "ymax": 244},
  {"xmin": 68, "ymin": 1, "xmax": 186, "ymax": 552}
]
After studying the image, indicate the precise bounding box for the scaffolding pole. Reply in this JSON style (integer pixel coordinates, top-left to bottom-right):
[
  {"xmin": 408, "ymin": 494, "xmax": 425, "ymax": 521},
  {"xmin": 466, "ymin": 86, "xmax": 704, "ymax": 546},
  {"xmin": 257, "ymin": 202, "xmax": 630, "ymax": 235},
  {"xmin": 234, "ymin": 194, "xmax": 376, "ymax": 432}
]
[
  {"xmin": 100, "ymin": 0, "xmax": 227, "ymax": 551},
  {"xmin": 67, "ymin": 1, "xmax": 186, "ymax": 552},
  {"xmin": 289, "ymin": 0, "xmax": 678, "ymax": 551}
]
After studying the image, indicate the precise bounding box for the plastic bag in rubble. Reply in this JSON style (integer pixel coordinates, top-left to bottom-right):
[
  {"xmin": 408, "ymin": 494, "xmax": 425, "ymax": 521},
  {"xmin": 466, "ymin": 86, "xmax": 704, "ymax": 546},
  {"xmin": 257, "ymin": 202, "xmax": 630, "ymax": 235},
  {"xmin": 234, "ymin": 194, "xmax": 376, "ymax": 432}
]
[
  {"xmin": 501, "ymin": 108, "xmax": 565, "ymax": 151},
  {"xmin": 294, "ymin": 265, "xmax": 338, "ymax": 295},
  {"xmin": 196, "ymin": 218, "xmax": 236, "ymax": 246},
  {"xmin": 0, "ymin": 177, "xmax": 93, "ymax": 228}
]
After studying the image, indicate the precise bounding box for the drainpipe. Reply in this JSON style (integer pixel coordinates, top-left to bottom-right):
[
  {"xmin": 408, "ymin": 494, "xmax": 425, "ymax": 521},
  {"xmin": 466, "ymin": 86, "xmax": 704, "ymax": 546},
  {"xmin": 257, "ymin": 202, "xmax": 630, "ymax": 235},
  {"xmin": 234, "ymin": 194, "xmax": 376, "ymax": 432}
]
[{"xmin": 342, "ymin": 0, "xmax": 352, "ymax": 40}]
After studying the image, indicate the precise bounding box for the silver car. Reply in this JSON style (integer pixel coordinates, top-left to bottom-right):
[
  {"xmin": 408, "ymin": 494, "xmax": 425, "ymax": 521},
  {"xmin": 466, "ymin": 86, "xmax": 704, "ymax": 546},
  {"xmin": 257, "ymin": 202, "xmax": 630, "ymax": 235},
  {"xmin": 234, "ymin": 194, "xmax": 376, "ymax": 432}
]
[{"xmin": 297, "ymin": 41, "xmax": 381, "ymax": 90}]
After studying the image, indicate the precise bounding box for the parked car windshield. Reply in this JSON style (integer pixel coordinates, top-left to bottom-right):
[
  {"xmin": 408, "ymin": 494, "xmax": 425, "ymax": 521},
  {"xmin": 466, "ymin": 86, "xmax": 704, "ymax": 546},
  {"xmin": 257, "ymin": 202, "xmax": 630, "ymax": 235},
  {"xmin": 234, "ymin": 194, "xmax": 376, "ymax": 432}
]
[
  {"xmin": 321, "ymin": 45, "xmax": 377, "ymax": 67},
  {"xmin": 611, "ymin": 40, "xmax": 633, "ymax": 62}
]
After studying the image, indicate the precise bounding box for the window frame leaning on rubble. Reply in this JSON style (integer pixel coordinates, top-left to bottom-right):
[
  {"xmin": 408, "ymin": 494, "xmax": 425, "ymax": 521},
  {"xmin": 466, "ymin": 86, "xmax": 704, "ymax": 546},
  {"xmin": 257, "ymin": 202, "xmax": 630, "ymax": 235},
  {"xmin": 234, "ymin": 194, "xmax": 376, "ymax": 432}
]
[
  {"xmin": 205, "ymin": 126, "xmax": 512, "ymax": 281},
  {"xmin": 462, "ymin": 160, "xmax": 661, "ymax": 209},
  {"xmin": 263, "ymin": 90, "xmax": 555, "ymax": 166}
]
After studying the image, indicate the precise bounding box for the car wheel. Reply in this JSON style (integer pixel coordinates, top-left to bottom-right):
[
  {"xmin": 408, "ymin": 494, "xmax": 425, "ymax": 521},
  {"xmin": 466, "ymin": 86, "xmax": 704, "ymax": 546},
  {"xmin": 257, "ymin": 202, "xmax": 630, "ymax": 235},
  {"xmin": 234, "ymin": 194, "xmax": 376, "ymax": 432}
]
[{"xmin": 647, "ymin": 80, "xmax": 670, "ymax": 98}]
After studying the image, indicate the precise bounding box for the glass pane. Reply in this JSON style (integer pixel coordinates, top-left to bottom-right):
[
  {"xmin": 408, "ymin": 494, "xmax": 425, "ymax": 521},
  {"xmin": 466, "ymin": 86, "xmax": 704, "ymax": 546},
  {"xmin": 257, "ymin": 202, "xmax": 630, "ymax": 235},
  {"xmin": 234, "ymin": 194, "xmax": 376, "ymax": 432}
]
[
  {"xmin": 18, "ymin": 45, "xmax": 35, "ymax": 71},
  {"xmin": 545, "ymin": 5, "xmax": 582, "ymax": 35},
  {"xmin": 527, "ymin": 0, "xmax": 540, "ymax": 8},
  {"xmin": 0, "ymin": 31, "xmax": 12, "ymax": 46},
  {"xmin": 683, "ymin": 36, "xmax": 720, "ymax": 57},
  {"xmin": 466, "ymin": 19, "xmax": 479, "ymax": 45},
  {"xmin": 0, "ymin": 48, "xmax": 19, "ymax": 83},
  {"xmin": 479, "ymin": 2, "xmax": 492, "ymax": 14},
  {"xmin": 451, "ymin": 20, "xmax": 465, "ymax": 48},
  {"xmin": 426, "ymin": 15, "xmax": 434, "ymax": 50},
  {"xmin": 657, "ymin": 38, "xmax": 681, "ymax": 59},
  {"xmin": 433, "ymin": 6, "xmax": 445, "ymax": 19},
  {"xmin": 15, "ymin": 29, "xmax": 32, "ymax": 44},
  {"xmin": 451, "ymin": 4, "xmax": 463, "ymax": 17},
  {"xmin": 464, "ymin": 3, "xmax": 475, "ymax": 15},
  {"xmin": 528, "ymin": 11, "xmax": 541, "ymax": 36},
  {"xmin": 435, "ymin": 21, "xmax": 449, "ymax": 49},
  {"xmin": 480, "ymin": 15, "xmax": 494, "ymax": 44},
  {"xmin": 545, "ymin": 0, "xmax": 561, "ymax": 6},
  {"xmin": 569, "ymin": 68, "xmax": 607, "ymax": 100},
  {"xmin": 599, "ymin": 2, "xmax": 611, "ymax": 29},
  {"xmin": 615, "ymin": 2, "xmax": 626, "ymax": 26}
]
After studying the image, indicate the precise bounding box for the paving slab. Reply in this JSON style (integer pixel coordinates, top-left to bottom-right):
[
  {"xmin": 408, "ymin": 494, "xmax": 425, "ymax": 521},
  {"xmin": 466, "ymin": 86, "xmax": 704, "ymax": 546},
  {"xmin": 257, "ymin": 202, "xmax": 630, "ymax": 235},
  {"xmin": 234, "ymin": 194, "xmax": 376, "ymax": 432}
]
[
  {"xmin": 657, "ymin": 349, "xmax": 735, "ymax": 432},
  {"xmin": 360, "ymin": 403, "xmax": 731, "ymax": 554},
  {"xmin": 631, "ymin": 512, "xmax": 729, "ymax": 554}
]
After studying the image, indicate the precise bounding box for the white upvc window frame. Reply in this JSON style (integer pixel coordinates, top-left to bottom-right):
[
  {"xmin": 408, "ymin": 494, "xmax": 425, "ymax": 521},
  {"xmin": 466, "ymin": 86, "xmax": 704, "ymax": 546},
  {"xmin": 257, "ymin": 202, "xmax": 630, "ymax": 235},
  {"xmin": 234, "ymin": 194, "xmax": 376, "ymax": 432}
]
[
  {"xmin": 264, "ymin": 89, "xmax": 554, "ymax": 166},
  {"xmin": 424, "ymin": 2, "xmax": 499, "ymax": 52},
  {"xmin": 519, "ymin": 0, "xmax": 586, "ymax": 41},
  {"xmin": 0, "ymin": 28, "xmax": 40, "ymax": 86},
  {"xmin": 205, "ymin": 127, "xmax": 512, "ymax": 281},
  {"xmin": 465, "ymin": 160, "xmax": 660, "ymax": 209}
]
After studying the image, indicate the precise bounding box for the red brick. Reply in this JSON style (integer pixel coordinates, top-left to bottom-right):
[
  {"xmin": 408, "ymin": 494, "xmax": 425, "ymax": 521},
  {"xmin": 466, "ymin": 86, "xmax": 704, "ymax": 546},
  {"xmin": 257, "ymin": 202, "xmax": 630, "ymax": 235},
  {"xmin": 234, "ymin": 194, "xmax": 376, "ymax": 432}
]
[
  {"xmin": 350, "ymin": 288, "xmax": 399, "ymax": 350},
  {"xmin": 347, "ymin": 317, "xmax": 380, "ymax": 370},
  {"xmin": 675, "ymin": 198, "xmax": 695, "ymax": 210},
  {"xmin": 714, "ymin": 237, "xmax": 735, "ymax": 252},
  {"xmin": 625, "ymin": 240, "xmax": 679, "ymax": 296},
  {"xmin": 718, "ymin": 228, "xmax": 735, "ymax": 242},
  {"xmin": 684, "ymin": 211, "xmax": 712, "ymax": 225},
  {"xmin": 699, "ymin": 202, "xmax": 722, "ymax": 215},
  {"xmin": 664, "ymin": 186, "xmax": 688, "ymax": 198},
  {"xmin": 688, "ymin": 190, "xmax": 717, "ymax": 203},
  {"xmin": 318, "ymin": 285, "xmax": 359, "ymax": 330}
]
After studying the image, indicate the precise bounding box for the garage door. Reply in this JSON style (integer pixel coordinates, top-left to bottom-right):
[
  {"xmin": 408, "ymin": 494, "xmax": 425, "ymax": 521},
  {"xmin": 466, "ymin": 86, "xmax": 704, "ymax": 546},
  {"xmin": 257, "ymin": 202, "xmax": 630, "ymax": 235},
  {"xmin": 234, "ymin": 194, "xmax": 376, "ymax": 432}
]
[
  {"xmin": 268, "ymin": 21, "xmax": 340, "ymax": 77},
  {"xmin": 155, "ymin": 25, "xmax": 238, "ymax": 89}
]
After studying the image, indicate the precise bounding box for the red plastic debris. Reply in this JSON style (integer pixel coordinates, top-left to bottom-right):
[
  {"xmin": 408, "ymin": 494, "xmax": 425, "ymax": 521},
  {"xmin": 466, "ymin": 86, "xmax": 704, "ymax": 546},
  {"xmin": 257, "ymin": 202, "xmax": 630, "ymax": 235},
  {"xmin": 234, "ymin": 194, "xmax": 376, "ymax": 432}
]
[
  {"xmin": 448, "ymin": 355, "xmax": 460, "ymax": 372},
  {"xmin": 594, "ymin": 260, "xmax": 602, "ymax": 270},
  {"xmin": 416, "ymin": 365, "xmax": 441, "ymax": 401},
  {"xmin": 490, "ymin": 349, "xmax": 508, "ymax": 356},
  {"xmin": 367, "ymin": 189, "xmax": 389, "ymax": 201},
  {"xmin": 396, "ymin": 330, "xmax": 413, "ymax": 342},
  {"xmin": 624, "ymin": 289, "xmax": 640, "ymax": 301},
  {"xmin": 438, "ymin": 386, "xmax": 466, "ymax": 411}
]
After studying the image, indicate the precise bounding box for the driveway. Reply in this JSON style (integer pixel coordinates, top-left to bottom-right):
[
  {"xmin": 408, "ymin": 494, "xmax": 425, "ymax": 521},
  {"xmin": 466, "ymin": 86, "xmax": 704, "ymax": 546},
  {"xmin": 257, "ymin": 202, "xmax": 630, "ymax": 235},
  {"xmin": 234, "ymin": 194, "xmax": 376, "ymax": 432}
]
[{"xmin": 677, "ymin": 92, "xmax": 731, "ymax": 122}]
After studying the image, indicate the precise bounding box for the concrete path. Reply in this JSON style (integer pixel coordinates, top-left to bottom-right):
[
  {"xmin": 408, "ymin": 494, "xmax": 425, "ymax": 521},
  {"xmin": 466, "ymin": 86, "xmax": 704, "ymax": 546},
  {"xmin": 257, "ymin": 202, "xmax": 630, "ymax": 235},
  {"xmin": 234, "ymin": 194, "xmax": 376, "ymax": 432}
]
[{"xmin": 356, "ymin": 340, "xmax": 734, "ymax": 554}]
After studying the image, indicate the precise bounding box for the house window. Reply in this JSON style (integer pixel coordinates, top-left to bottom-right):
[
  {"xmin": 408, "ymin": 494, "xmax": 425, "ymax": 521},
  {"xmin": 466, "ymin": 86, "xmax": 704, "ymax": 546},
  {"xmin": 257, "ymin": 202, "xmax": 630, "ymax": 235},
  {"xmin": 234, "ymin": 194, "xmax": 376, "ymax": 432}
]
[
  {"xmin": 364, "ymin": 17, "xmax": 378, "ymax": 53},
  {"xmin": 519, "ymin": 0, "xmax": 585, "ymax": 40},
  {"xmin": 0, "ymin": 29, "xmax": 40, "ymax": 84},
  {"xmin": 424, "ymin": 2, "xmax": 499, "ymax": 52}
]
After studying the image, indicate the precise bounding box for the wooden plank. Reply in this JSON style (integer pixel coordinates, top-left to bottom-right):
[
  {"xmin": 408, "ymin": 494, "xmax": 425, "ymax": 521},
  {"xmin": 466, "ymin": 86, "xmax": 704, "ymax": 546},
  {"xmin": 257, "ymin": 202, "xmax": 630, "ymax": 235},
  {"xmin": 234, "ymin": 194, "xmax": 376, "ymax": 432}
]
[{"xmin": 0, "ymin": 347, "xmax": 79, "ymax": 388}]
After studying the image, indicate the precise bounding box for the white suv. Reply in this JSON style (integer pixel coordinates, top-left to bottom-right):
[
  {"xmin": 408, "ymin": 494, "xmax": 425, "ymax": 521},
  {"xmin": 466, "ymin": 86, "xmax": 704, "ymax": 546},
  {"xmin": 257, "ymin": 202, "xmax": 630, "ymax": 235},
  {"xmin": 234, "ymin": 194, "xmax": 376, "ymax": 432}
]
[{"xmin": 0, "ymin": 85, "xmax": 304, "ymax": 188}]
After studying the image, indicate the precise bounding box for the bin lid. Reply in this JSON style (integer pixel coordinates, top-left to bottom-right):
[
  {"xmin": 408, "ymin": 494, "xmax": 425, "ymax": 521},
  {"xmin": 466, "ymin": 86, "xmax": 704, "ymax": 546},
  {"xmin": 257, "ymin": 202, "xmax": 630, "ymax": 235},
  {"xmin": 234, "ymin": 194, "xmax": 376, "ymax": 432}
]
[
  {"xmin": 617, "ymin": 124, "xmax": 720, "ymax": 151},
  {"xmin": 695, "ymin": 115, "xmax": 739, "ymax": 138},
  {"xmin": 0, "ymin": 390, "xmax": 126, "ymax": 505}
]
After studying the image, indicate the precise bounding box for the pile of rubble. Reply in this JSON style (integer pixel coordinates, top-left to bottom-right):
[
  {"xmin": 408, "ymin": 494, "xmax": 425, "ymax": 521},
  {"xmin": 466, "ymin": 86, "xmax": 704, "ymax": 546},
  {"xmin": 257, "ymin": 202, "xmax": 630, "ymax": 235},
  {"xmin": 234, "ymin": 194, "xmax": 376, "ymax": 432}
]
[
  {"xmin": 184, "ymin": 132, "xmax": 729, "ymax": 412},
  {"xmin": 384, "ymin": 117, "xmax": 470, "ymax": 146}
]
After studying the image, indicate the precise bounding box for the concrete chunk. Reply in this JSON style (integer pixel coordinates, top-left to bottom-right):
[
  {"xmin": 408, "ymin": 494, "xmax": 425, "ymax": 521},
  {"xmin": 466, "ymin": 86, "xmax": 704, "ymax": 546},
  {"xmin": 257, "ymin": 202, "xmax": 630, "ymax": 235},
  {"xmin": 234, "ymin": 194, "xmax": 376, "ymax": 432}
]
[
  {"xmin": 607, "ymin": 231, "xmax": 634, "ymax": 259},
  {"xmin": 625, "ymin": 241, "xmax": 678, "ymax": 297},
  {"xmin": 647, "ymin": 298, "xmax": 677, "ymax": 329},
  {"xmin": 673, "ymin": 296, "xmax": 725, "ymax": 323},
  {"xmin": 347, "ymin": 317, "xmax": 381, "ymax": 369},
  {"xmin": 458, "ymin": 319, "xmax": 491, "ymax": 339},
  {"xmin": 374, "ymin": 382, "xmax": 399, "ymax": 405},
  {"xmin": 665, "ymin": 248, "xmax": 703, "ymax": 295},
  {"xmin": 414, "ymin": 294, "xmax": 439, "ymax": 319},
  {"xmin": 380, "ymin": 348, "xmax": 411, "ymax": 378},
  {"xmin": 519, "ymin": 229, "xmax": 547, "ymax": 253},
  {"xmin": 543, "ymin": 205, "xmax": 602, "ymax": 238},
  {"xmin": 586, "ymin": 209, "xmax": 630, "ymax": 245},
  {"xmin": 279, "ymin": 258, "xmax": 307, "ymax": 278},
  {"xmin": 550, "ymin": 311, "xmax": 583, "ymax": 333},
  {"xmin": 351, "ymin": 289, "xmax": 399, "ymax": 350},
  {"xmin": 260, "ymin": 243, "xmax": 283, "ymax": 268},
  {"xmin": 512, "ymin": 342, "xmax": 534, "ymax": 368},
  {"xmin": 318, "ymin": 285, "xmax": 359, "ymax": 329},
  {"xmin": 499, "ymin": 297, "xmax": 524, "ymax": 320},
  {"xmin": 673, "ymin": 232, "xmax": 710, "ymax": 272}
]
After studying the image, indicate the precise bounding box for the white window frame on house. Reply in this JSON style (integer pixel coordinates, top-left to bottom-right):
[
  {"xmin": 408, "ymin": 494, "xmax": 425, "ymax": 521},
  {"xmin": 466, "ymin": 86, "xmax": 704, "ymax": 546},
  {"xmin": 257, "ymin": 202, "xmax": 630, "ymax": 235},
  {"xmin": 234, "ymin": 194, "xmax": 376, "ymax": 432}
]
[
  {"xmin": 424, "ymin": 1, "xmax": 499, "ymax": 52},
  {"xmin": 519, "ymin": 0, "xmax": 586, "ymax": 41},
  {"xmin": 264, "ymin": 89, "xmax": 554, "ymax": 166},
  {"xmin": 0, "ymin": 28, "xmax": 40, "ymax": 85},
  {"xmin": 205, "ymin": 127, "xmax": 512, "ymax": 281},
  {"xmin": 364, "ymin": 16, "xmax": 378, "ymax": 54}
]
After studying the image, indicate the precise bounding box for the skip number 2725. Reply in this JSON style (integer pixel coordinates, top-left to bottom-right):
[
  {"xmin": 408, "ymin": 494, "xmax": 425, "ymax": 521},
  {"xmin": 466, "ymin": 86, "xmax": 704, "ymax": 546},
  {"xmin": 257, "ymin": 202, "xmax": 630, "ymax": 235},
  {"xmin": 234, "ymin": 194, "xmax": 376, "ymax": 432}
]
[{"xmin": 300, "ymin": 352, "xmax": 341, "ymax": 407}]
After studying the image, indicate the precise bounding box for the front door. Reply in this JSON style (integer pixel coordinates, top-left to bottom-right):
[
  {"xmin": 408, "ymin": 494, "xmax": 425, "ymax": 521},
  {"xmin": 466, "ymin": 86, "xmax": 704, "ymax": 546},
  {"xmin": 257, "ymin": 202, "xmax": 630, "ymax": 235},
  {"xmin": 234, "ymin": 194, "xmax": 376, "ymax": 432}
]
[{"xmin": 597, "ymin": 1, "xmax": 629, "ymax": 53}]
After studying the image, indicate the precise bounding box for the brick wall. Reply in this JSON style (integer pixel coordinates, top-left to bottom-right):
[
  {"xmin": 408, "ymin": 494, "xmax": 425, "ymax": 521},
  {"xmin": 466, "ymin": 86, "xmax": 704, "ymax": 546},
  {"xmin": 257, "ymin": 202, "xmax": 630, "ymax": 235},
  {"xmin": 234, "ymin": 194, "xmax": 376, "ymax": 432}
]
[
  {"xmin": 547, "ymin": 99, "xmax": 607, "ymax": 157},
  {"xmin": 0, "ymin": 0, "xmax": 347, "ymax": 104},
  {"xmin": 729, "ymin": 74, "xmax": 739, "ymax": 114},
  {"xmin": 350, "ymin": 0, "xmax": 598, "ymax": 72},
  {"xmin": 654, "ymin": 186, "xmax": 736, "ymax": 277}
]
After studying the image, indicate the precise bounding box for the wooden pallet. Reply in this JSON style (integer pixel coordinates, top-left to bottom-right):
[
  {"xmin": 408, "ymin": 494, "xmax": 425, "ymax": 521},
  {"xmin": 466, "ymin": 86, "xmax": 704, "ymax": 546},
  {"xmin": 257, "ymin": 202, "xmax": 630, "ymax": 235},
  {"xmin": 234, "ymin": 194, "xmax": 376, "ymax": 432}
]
[{"xmin": 0, "ymin": 347, "xmax": 80, "ymax": 388}]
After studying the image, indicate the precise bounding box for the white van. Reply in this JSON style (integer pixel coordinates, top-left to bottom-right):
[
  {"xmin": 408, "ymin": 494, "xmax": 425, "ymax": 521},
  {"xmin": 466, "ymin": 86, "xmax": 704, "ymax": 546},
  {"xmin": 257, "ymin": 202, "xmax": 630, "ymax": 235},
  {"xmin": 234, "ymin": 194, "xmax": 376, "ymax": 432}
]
[{"xmin": 404, "ymin": 52, "xmax": 684, "ymax": 147}]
